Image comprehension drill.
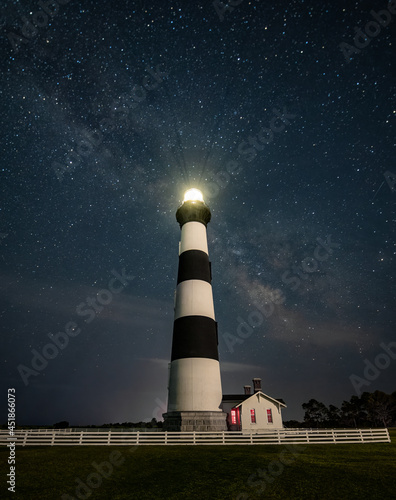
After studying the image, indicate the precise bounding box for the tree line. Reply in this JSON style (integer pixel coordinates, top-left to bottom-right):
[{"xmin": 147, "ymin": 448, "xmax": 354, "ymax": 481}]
[
  {"xmin": 0, "ymin": 418, "xmax": 164, "ymax": 430},
  {"xmin": 284, "ymin": 390, "xmax": 396, "ymax": 428},
  {"xmin": 52, "ymin": 418, "xmax": 163, "ymax": 429}
]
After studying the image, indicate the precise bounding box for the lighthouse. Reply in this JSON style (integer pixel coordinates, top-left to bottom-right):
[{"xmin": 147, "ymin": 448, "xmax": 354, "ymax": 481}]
[{"xmin": 163, "ymin": 188, "xmax": 227, "ymax": 431}]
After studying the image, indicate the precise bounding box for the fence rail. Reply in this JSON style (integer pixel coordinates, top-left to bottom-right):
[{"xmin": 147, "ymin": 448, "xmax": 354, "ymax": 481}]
[{"xmin": 0, "ymin": 428, "xmax": 390, "ymax": 446}]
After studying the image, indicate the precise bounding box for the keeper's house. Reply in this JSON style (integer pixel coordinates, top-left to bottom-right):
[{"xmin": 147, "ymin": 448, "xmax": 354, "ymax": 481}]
[{"xmin": 221, "ymin": 378, "xmax": 286, "ymax": 432}]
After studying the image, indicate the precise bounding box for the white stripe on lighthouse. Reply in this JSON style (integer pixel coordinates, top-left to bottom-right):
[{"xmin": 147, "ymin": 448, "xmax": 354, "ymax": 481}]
[
  {"xmin": 179, "ymin": 221, "xmax": 209, "ymax": 255},
  {"xmin": 174, "ymin": 280, "xmax": 215, "ymax": 320},
  {"xmin": 167, "ymin": 357, "xmax": 223, "ymax": 411}
]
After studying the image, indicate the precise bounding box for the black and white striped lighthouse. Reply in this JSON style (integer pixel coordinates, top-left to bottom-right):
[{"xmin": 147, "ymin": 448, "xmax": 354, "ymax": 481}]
[{"xmin": 163, "ymin": 188, "xmax": 227, "ymax": 431}]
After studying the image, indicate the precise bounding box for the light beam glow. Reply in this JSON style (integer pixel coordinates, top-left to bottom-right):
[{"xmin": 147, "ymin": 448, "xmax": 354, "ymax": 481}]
[{"xmin": 183, "ymin": 188, "xmax": 204, "ymax": 203}]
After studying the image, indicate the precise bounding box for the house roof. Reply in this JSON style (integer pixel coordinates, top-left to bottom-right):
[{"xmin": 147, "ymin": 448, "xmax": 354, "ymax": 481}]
[
  {"xmin": 222, "ymin": 392, "xmax": 286, "ymax": 408},
  {"xmin": 222, "ymin": 394, "xmax": 251, "ymax": 402}
]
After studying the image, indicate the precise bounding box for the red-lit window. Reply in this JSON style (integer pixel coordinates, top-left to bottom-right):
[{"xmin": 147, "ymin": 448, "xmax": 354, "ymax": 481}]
[
  {"xmin": 250, "ymin": 409, "xmax": 256, "ymax": 423},
  {"xmin": 267, "ymin": 409, "xmax": 273, "ymax": 423},
  {"xmin": 231, "ymin": 409, "xmax": 237, "ymax": 425}
]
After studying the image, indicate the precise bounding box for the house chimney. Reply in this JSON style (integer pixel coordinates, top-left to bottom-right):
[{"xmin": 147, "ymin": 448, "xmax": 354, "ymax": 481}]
[
  {"xmin": 244, "ymin": 385, "xmax": 251, "ymax": 395},
  {"xmin": 252, "ymin": 378, "xmax": 261, "ymax": 393}
]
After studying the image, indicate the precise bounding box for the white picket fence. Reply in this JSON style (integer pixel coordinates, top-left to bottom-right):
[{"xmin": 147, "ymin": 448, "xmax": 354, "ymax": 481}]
[{"xmin": 0, "ymin": 428, "xmax": 390, "ymax": 446}]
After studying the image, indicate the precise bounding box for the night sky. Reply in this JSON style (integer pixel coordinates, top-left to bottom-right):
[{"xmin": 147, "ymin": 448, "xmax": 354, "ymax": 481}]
[{"xmin": 1, "ymin": 1, "xmax": 395, "ymax": 426}]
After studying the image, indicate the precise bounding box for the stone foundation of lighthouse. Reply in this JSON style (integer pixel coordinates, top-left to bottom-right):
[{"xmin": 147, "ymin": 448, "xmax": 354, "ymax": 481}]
[
  {"xmin": 163, "ymin": 190, "xmax": 227, "ymax": 432},
  {"xmin": 163, "ymin": 411, "xmax": 227, "ymax": 432}
]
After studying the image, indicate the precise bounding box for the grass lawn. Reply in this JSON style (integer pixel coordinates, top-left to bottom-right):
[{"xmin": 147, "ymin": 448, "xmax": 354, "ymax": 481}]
[{"xmin": 1, "ymin": 429, "xmax": 395, "ymax": 499}]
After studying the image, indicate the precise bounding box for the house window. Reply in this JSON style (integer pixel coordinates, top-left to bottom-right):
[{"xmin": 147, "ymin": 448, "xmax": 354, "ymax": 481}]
[
  {"xmin": 231, "ymin": 409, "xmax": 237, "ymax": 425},
  {"xmin": 250, "ymin": 409, "xmax": 256, "ymax": 423},
  {"xmin": 267, "ymin": 409, "xmax": 273, "ymax": 423}
]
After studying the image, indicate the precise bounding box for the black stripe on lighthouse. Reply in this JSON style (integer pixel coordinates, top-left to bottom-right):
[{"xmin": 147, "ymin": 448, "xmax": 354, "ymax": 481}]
[
  {"xmin": 177, "ymin": 250, "xmax": 211, "ymax": 284},
  {"xmin": 171, "ymin": 316, "xmax": 219, "ymax": 361}
]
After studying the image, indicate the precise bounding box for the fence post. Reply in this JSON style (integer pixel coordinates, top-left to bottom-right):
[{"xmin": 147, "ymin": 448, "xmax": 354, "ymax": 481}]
[
  {"xmin": 51, "ymin": 433, "xmax": 55, "ymax": 446},
  {"xmin": 79, "ymin": 432, "xmax": 83, "ymax": 445},
  {"xmin": 193, "ymin": 432, "xmax": 196, "ymax": 445},
  {"xmin": 332, "ymin": 430, "xmax": 336, "ymax": 443},
  {"xmin": 306, "ymin": 430, "xmax": 309, "ymax": 444},
  {"xmin": 250, "ymin": 433, "xmax": 253, "ymax": 444},
  {"xmin": 136, "ymin": 432, "xmax": 140, "ymax": 445},
  {"xmin": 359, "ymin": 429, "xmax": 363, "ymax": 442},
  {"xmin": 108, "ymin": 430, "xmax": 111, "ymax": 445},
  {"xmin": 23, "ymin": 432, "xmax": 28, "ymax": 447},
  {"xmin": 277, "ymin": 430, "xmax": 281, "ymax": 444},
  {"xmin": 222, "ymin": 431, "xmax": 225, "ymax": 445}
]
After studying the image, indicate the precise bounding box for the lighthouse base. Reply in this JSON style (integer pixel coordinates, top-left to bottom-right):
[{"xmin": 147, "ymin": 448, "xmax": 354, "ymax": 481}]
[{"xmin": 163, "ymin": 411, "xmax": 227, "ymax": 432}]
